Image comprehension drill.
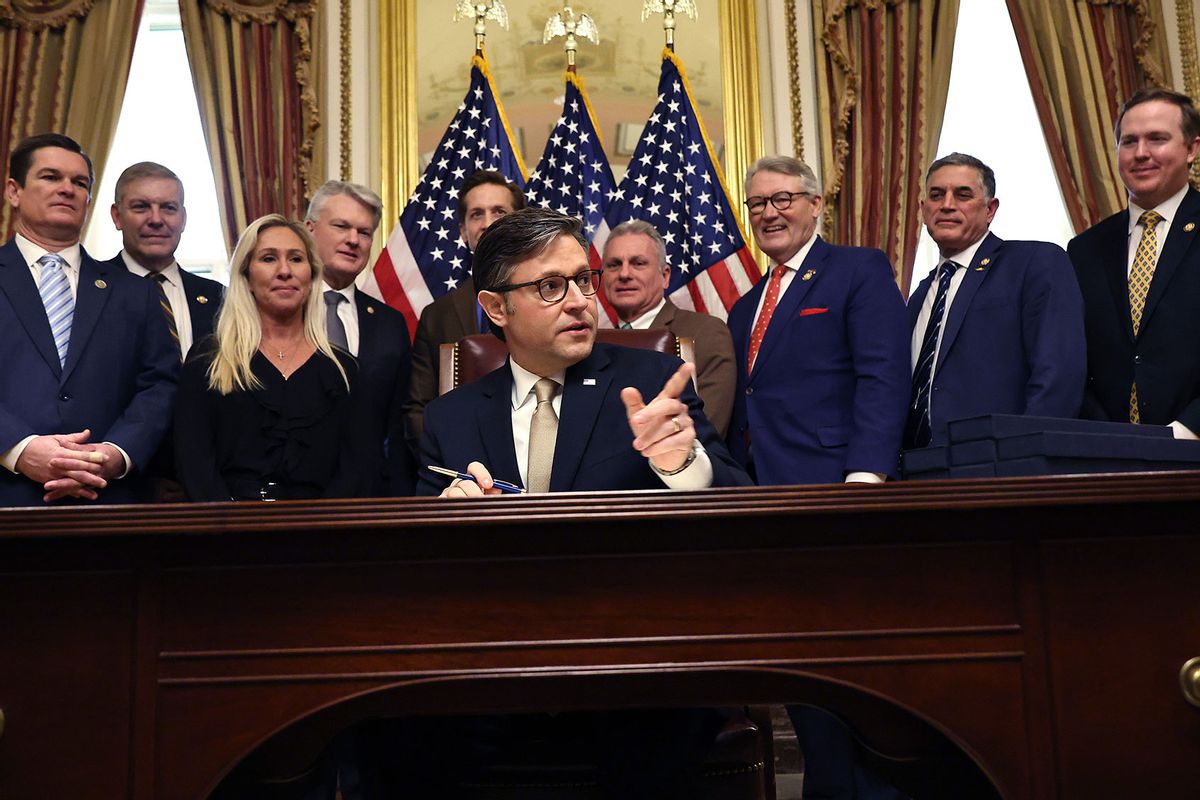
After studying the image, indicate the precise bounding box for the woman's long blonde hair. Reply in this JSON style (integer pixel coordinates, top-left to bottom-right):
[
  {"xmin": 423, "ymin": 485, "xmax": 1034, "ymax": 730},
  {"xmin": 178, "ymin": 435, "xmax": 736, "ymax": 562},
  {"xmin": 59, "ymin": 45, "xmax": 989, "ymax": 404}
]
[{"xmin": 207, "ymin": 214, "xmax": 350, "ymax": 395}]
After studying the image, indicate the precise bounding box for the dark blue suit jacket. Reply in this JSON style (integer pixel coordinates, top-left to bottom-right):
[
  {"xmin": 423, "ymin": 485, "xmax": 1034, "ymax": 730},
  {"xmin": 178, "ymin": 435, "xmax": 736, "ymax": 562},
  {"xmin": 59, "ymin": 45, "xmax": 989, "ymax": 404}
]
[
  {"xmin": 101, "ymin": 253, "xmax": 225, "ymax": 351},
  {"xmin": 906, "ymin": 232, "xmax": 1086, "ymax": 444},
  {"xmin": 0, "ymin": 240, "xmax": 179, "ymax": 505},
  {"xmin": 1068, "ymin": 187, "xmax": 1200, "ymax": 430},
  {"xmin": 417, "ymin": 342, "xmax": 751, "ymax": 495},
  {"xmin": 354, "ymin": 288, "xmax": 415, "ymax": 495},
  {"xmin": 726, "ymin": 237, "xmax": 909, "ymax": 485}
]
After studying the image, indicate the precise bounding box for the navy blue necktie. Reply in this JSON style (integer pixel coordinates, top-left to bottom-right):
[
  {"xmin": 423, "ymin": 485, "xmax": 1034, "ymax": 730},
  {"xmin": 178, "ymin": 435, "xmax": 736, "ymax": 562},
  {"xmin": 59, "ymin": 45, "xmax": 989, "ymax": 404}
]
[{"xmin": 904, "ymin": 260, "xmax": 959, "ymax": 449}]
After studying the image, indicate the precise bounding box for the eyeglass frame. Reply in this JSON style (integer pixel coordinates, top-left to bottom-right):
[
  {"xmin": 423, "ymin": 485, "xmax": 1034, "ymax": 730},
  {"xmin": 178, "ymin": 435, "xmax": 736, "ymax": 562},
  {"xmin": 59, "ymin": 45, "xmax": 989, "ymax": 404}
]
[
  {"xmin": 490, "ymin": 268, "xmax": 603, "ymax": 303},
  {"xmin": 744, "ymin": 190, "xmax": 813, "ymax": 215}
]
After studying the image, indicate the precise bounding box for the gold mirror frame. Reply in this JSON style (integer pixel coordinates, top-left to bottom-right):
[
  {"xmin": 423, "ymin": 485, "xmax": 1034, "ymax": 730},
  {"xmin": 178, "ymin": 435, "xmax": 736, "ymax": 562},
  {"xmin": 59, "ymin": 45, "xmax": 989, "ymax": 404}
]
[{"xmin": 378, "ymin": 0, "xmax": 762, "ymax": 254}]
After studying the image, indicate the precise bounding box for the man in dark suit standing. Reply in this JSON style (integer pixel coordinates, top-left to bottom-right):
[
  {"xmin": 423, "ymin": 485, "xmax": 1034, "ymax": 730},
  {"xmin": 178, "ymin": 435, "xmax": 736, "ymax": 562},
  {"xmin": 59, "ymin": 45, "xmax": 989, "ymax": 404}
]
[
  {"xmin": 419, "ymin": 207, "xmax": 749, "ymax": 497},
  {"xmin": 600, "ymin": 219, "xmax": 737, "ymax": 438},
  {"xmin": 405, "ymin": 170, "xmax": 525, "ymax": 453},
  {"xmin": 905, "ymin": 152, "xmax": 1085, "ymax": 448},
  {"xmin": 726, "ymin": 155, "xmax": 909, "ymax": 486},
  {"xmin": 1069, "ymin": 88, "xmax": 1200, "ymax": 436},
  {"xmin": 0, "ymin": 133, "xmax": 177, "ymax": 505},
  {"xmin": 306, "ymin": 180, "xmax": 414, "ymax": 495},
  {"xmin": 107, "ymin": 162, "xmax": 223, "ymax": 360}
]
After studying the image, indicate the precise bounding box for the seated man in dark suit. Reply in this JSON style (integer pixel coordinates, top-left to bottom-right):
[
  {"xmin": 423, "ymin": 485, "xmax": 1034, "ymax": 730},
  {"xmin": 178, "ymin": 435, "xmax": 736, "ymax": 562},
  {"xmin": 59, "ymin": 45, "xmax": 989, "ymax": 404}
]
[
  {"xmin": 105, "ymin": 161, "xmax": 224, "ymax": 501},
  {"xmin": 601, "ymin": 219, "xmax": 737, "ymax": 438},
  {"xmin": 306, "ymin": 180, "xmax": 414, "ymax": 495},
  {"xmin": 0, "ymin": 133, "xmax": 177, "ymax": 505},
  {"xmin": 419, "ymin": 207, "xmax": 750, "ymax": 496}
]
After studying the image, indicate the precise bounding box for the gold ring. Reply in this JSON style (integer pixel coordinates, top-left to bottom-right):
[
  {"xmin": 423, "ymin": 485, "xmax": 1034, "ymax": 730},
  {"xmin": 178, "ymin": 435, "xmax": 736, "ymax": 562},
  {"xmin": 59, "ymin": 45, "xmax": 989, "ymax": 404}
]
[{"xmin": 671, "ymin": 416, "xmax": 682, "ymax": 434}]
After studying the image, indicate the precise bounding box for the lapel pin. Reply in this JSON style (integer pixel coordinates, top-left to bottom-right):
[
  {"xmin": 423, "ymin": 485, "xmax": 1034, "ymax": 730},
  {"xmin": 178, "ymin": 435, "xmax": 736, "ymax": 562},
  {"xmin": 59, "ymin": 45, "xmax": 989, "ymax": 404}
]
[
  {"xmin": 367, "ymin": 306, "xmax": 376, "ymax": 314},
  {"xmin": 801, "ymin": 269, "xmax": 816, "ymax": 281},
  {"xmin": 1186, "ymin": 222, "xmax": 1196, "ymax": 233},
  {"xmin": 583, "ymin": 378, "xmax": 596, "ymax": 386},
  {"xmin": 979, "ymin": 257, "xmax": 990, "ymax": 266},
  {"xmin": 197, "ymin": 295, "xmax": 209, "ymax": 304},
  {"xmin": 94, "ymin": 279, "xmax": 107, "ymax": 289}
]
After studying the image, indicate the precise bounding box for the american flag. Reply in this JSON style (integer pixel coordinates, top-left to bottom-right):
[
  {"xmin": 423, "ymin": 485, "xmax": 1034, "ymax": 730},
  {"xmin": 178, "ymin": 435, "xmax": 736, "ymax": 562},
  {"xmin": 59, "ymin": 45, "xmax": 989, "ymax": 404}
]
[
  {"xmin": 599, "ymin": 50, "xmax": 760, "ymax": 320},
  {"xmin": 525, "ymin": 71, "xmax": 619, "ymax": 323},
  {"xmin": 365, "ymin": 54, "xmax": 526, "ymax": 335}
]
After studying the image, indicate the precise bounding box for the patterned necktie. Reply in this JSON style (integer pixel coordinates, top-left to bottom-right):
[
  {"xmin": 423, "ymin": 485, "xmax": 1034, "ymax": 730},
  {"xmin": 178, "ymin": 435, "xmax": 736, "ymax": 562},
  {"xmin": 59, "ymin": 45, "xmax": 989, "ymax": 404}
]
[
  {"xmin": 150, "ymin": 273, "xmax": 180, "ymax": 356},
  {"xmin": 324, "ymin": 290, "xmax": 349, "ymax": 351},
  {"xmin": 526, "ymin": 378, "xmax": 559, "ymax": 493},
  {"xmin": 747, "ymin": 263, "xmax": 788, "ymax": 375},
  {"xmin": 37, "ymin": 253, "xmax": 73, "ymax": 368},
  {"xmin": 1128, "ymin": 209, "xmax": 1162, "ymax": 423},
  {"xmin": 903, "ymin": 260, "xmax": 960, "ymax": 449}
]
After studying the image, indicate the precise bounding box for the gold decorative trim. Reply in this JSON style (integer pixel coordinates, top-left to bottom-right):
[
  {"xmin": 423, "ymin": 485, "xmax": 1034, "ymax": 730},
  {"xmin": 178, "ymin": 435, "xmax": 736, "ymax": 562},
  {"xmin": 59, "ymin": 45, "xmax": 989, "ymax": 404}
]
[
  {"xmin": 1177, "ymin": 0, "xmax": 1199, "ymax": 99},
  {"xmin": 339, "ymin": 0, "xmax": 350, "ymax": 179},
  {"xmin": 292, "ymin": 7, "xmax": 319, "ymax": 204},
  {"xmin": 0, "ymin": 0, "xmax": 94, "ymax": 31},
  {"xmin": 379, "ymin": 0, "xmax": 417, "ymax": 234},
  {"xmin": 206, "ymin": 0, "xmax": 297, "ymax": 24},
  {"xmin": 717, "ymin": 0, "xmax": 763, "ymax": 259},
  {"xmin": 784, "ymin": 0, "xmax": 804, "ymax": 161}
]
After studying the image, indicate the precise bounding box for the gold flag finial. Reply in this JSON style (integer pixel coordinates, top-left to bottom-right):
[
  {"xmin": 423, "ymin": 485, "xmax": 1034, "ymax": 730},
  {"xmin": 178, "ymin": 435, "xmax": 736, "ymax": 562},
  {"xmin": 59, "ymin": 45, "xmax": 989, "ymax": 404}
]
[
  {"xmin": 454, "ymin": 0, "xmax": 510, "ymax": 55},
  {"xmin": 641, "ymin": 0, "xmax": 696, "ymax": 51},
  {"xmin": 543, "ymin": 2, "xmax": 599, "ymax": 71}
]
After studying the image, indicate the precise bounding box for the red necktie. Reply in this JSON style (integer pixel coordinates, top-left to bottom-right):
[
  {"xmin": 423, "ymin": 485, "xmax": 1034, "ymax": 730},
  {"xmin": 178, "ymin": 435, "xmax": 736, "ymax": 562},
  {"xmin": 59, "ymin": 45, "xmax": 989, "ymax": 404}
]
[{"xmin": 747, "ymin": 264, "xmax": 788, "ymax": 374}]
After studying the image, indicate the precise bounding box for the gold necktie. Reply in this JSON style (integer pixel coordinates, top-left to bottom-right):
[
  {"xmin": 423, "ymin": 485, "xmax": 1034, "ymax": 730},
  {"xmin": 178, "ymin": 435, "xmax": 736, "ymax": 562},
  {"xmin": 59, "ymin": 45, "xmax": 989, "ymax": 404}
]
[
  {"xmin": 526, "ymin": 378, "xmax": 559, "ymax": 493},
  {"xmin": 1128, "ymin": 209, "xmax": 1163, "ymax": 423}
]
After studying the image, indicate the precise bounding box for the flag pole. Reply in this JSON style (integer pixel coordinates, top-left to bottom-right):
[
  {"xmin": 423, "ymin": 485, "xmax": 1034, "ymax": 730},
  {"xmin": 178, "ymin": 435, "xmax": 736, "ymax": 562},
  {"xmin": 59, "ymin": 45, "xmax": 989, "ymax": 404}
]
[
  {"xmin": 454, "ymin": 0, "xmax": 510, "ymax": 56},
  {"xmin": 641, "ymin": 0, "xmax": 697, "ymax": 52}
]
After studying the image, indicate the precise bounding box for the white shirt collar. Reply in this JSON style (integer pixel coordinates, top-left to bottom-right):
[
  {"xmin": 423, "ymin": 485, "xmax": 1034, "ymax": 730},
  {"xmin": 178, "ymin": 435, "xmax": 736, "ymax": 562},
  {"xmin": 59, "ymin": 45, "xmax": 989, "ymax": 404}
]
[
  {"xmin": 15, "ymin": 233, "xmax": 81, "ymax": 272},
  {"xmin": 939, "ymin": 232, "xmax": 989, "ymax": 271},
  {"xmin": 777, "ymin": 233, "xmax": 821, "ymax": 271},
  {"xmin": 509, "ymin": 357, "xmax": 565, "ymax": 410},
  {"xmin": 625, "ymin": 297, "xmax": 666, "ymax": 329},
  {"xmin": 121, "ymin": 250, "xmax": 181, "ymax": 286},
  {"xmin": 1127, "ymin": 183, "xmax": 1189, "ymax": 235}
]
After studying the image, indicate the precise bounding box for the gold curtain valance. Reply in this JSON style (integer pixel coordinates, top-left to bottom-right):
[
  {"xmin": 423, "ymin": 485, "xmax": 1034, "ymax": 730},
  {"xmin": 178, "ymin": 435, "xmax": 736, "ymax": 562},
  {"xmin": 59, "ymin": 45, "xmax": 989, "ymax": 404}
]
[
  {"xmin": 0, "ymin": 0, "xmax": 95, "ymax": 31},
  {"xmin": 205, "ymin": 0, "xmax": 313, "ymax": 25}
]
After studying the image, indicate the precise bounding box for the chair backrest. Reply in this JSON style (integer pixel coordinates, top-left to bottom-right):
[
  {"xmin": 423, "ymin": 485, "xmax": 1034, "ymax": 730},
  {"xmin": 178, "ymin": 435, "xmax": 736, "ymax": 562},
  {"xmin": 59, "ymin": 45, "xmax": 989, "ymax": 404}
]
[{"xmin": 438, "ymin": 329, "xmax": 695, "ymax": 395}]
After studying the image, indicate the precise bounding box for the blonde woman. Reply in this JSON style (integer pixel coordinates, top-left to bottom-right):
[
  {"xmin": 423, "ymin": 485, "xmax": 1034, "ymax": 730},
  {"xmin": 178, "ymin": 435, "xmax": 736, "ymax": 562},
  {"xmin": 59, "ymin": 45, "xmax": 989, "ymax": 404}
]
[{"xmin": 175, "ymin": 215, "xmax": 368, "ymax": 500}]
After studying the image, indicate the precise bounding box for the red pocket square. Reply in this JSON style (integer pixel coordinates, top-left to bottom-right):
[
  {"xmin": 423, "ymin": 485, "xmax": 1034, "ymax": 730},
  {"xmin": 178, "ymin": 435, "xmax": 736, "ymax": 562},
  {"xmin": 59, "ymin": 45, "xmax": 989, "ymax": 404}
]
[{"xmin": 799, "ymin": 307, "xmax": 829, "ymax": 317}]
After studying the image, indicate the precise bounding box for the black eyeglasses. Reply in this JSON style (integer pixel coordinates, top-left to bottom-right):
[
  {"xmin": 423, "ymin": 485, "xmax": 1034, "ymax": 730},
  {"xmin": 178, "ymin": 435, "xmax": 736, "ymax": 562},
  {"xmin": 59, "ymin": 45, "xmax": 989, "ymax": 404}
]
[
  {"xmin": 492, "ymin": 269, "xmax": 602, "ymax": 303},
  {"xmin": 745, "ymin": 191, "xmax": 812, "ymax": 214}
]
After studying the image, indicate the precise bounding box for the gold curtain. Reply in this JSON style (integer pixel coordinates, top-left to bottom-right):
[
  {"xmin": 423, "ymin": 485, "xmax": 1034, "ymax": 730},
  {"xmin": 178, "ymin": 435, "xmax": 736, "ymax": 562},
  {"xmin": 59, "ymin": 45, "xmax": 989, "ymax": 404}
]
[
  {"xmin": 0, "ymin": 0, "xmax": 144, "ymax": 241},
  {"xmin": 812, "ymin": 0, "xmax": 960, "ymax": 295},
  {"xmin": 179, "ymin": 0, "xmax": 321, "ymax": 253},
  {"xmin": 1006, "ymin": 0, "xmax": 1171, "ymax": 232}
]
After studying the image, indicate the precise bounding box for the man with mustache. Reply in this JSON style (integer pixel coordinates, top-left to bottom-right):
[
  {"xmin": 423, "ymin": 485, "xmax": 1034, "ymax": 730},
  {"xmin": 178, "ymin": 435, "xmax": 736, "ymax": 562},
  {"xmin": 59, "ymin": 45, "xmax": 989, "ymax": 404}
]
[
  {"xmin": 1069, "ymin": 88, "xmax": 1200, "ymax": 436},
  {"xmin": 0, "ymin": 134, "xmax": 177, "ymax": 505}
]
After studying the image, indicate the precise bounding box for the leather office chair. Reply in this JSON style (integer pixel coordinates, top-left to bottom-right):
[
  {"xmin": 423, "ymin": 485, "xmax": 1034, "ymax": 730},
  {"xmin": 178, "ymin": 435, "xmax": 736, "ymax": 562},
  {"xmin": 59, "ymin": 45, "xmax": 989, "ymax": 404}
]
[{"xmin": 438, "ymin": 328, "xmax": 696, "ymax": 395}]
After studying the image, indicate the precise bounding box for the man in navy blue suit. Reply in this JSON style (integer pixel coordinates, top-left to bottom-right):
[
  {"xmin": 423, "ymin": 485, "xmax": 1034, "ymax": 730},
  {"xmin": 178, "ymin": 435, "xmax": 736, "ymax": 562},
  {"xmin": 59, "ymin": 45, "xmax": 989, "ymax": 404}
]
[
  {"xmin": 0, "ymin": 133, "xmax": 177, "ymax": 505},
  {"xmin": 727, "ymin": 155, "xmax": 909, "ymax": 486},
  {"xmin": 307, "ymin": 180, "xmax": 414, "ymax": 495},
  {"xmin": 905, "ymin": 152, "xmax": 1085, "ymax": 448},
  {"xmin": 418, "ymin": 206, "xmax": 748, "ymax": 497}
]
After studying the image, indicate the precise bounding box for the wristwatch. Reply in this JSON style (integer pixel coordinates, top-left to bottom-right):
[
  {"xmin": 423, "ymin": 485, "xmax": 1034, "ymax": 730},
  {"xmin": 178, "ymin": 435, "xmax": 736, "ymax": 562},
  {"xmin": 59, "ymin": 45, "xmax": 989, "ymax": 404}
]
[{"xmin": 649, "ymin": 439, "xmax": 701, "ymax": 476}]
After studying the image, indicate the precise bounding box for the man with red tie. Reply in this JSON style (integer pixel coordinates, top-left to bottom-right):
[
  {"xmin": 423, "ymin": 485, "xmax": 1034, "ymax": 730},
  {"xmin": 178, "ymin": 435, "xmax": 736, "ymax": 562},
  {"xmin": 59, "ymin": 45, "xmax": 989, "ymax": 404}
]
[{"xmin": 726, "ymin": 155, "xmax": 909, "ymax": 486}]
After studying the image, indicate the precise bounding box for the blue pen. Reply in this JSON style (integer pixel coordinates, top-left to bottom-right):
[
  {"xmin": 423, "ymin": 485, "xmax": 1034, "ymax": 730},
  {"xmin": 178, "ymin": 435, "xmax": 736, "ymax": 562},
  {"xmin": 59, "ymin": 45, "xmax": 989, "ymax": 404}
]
[{"xmin": 426, "ymin": 465, "xmax": 526, "ymax": 494}]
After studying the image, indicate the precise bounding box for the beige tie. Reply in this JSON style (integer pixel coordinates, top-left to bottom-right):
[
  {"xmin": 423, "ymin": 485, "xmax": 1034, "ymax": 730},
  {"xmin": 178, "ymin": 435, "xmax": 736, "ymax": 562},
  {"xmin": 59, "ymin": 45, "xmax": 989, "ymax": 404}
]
[
  {"xmin": 1128, "ymin": 209, "xmax": 1163, "ymax": 423},
  {"xmin": 526, "ymin": 378, "xmax": 559, "ymax": 493}
]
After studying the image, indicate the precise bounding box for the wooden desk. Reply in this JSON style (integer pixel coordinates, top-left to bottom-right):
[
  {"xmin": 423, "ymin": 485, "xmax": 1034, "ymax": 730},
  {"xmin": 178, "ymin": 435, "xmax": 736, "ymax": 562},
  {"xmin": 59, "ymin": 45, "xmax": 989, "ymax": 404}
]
[{"xmin": 2, "ymin": 473, "xmax": 1198, "ymax": 799}]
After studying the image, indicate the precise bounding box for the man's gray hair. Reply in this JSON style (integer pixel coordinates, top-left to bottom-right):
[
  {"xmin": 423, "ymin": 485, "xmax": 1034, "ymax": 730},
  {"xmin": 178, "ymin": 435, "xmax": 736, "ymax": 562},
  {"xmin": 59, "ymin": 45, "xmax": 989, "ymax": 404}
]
[
  {"xmin": 744, "ymin": 155, "xmax": 822, "ymax": 196},
  {"xmin": 606, "ymin": 219, "xmax": 667, "ymax": 269},
  {"xmin": 306, "ymin": 180, "xmax": 384, "ymax": 231},
  {"xmin": 114, "ymin": 161, "xmax": 183, "ymax": 206},
  {"xmin": 925, "ymin": 152, "xmax": 996, "ymax": 200}
]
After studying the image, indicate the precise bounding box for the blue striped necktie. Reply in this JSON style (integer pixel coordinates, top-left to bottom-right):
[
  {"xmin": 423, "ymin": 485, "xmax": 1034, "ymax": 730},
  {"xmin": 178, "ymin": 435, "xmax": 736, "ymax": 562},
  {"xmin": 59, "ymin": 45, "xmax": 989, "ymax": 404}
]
[
  {"xmin": 903, "ymin": 260, "xmax": 959, "ymax": 449},
  {"xmin": 37, "ymin": 253, "xmax": 73, "ymax": 368}
]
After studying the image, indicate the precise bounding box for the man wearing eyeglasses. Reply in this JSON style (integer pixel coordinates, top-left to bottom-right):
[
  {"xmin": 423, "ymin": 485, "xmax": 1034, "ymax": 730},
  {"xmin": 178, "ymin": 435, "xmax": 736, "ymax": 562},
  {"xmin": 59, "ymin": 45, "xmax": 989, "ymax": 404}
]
[
  {"xmin": 601, "ymin": 220, "xmax": 736, "ymax": 437},
  {"xmin": 727, "ymin": 155, "xmax": 909, "ymax": 487},
  {"xmin": 417, "ymin": 207, "xmax": 750, "ymax": 496}
]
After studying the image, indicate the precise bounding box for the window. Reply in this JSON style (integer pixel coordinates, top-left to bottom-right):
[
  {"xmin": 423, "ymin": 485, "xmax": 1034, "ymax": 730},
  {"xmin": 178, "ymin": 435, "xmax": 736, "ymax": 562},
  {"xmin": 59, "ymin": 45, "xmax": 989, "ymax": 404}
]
[
  {"xmin": 914, "ymin": 0, "xmax": 1075, "ymax": 276},
  {"xmin": 83, "ymin": 1, "xmax": 228, "ymax": 281}
]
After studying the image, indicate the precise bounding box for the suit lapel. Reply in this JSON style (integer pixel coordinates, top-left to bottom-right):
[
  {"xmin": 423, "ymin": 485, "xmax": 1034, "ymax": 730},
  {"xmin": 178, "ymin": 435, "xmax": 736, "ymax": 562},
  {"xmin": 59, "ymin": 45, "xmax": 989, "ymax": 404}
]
[
  {"xmin": 650, "ymin": 299, "xmax": 676, "ymax": 328},
  {"xmin": 907, "ymin": 267, "xmax": 936, "ymax": 333},
  {"xmin": 1097, "ymin": 210, "xmax": 1135, "ymax": 343},
  {"xmin": 550, "ymin": 347, "xmax": 613, "ymax": 491},
  {"xmin": 0, "ymin": 240, "xmax": 63, "ymax": 376},
  {"xmin": 354, "ymin": 291, "xmax": 377, "ymax": 362},
  {"xmin": 475, "ymin": 365, "xmax": 522, "ymax": 485},
  {"xmin": 181, "ymin": 270, "xmax": 217, "ymax": 339},
  {"xmin": 750, "ymin": 237, "xmax": 826, "ymax": 381},
  {"xmin": 62, "ymin": 251, "xmax": 110, "ymax": 383},
  {"xmin": 935, "ymin": 232, "xmax": 999, "ymax": 371},
  {"xmin": 453, "ymin": 281, "xmax": 479, "ymax": 335},
  {"xmin": 1142, "ymin": 187, "xmax": 1200, "ymax": 331}
]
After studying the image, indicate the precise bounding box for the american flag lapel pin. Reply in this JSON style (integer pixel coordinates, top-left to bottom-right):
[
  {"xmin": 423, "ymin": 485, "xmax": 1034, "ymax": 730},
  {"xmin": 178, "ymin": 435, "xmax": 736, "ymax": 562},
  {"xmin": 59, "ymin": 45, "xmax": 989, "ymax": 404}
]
[{"xmin": 583, "ymin": 378, "xmax": 596, "ymax": 386}]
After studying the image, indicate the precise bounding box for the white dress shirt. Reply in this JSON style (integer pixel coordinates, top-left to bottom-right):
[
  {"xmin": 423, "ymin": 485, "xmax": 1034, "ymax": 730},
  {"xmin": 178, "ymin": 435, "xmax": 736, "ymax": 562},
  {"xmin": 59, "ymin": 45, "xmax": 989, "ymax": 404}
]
[
  {"xmin": 121, "ymin": 252, "xmax": 195, "ymax": 359},
  {"xmin": 624, "ymin": 298, "xmax": 666, "ymax": 329},
  {"xmin": 908, "ymin": 234, "xmax": 987, "ymax": 374},
  {"xmin": 508, "ymin": 356, "xmax": 712, "ymax": 490}
]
